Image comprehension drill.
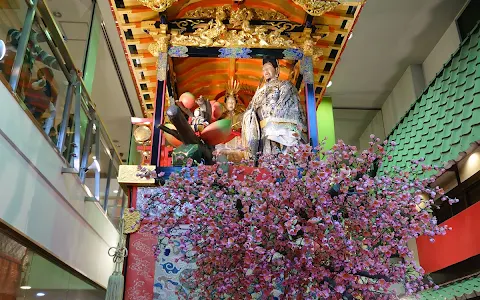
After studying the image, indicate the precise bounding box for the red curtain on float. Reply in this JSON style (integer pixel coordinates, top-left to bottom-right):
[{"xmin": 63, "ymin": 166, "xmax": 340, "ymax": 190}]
[{"xmin": 123, "ymin": 167, "xmax": 271, "ymax": 298}]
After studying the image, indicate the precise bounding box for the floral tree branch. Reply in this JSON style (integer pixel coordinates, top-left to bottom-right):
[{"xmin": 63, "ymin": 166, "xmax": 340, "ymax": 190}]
[{"xmin": 135, "ymin": 136, "xmax": 456, "ymax": 299}]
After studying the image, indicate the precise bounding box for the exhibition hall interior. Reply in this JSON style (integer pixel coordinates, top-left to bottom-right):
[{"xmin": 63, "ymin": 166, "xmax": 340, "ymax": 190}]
[{"xmin": 0, "ymin": 0, "xmax": 479, "ymax": 299}]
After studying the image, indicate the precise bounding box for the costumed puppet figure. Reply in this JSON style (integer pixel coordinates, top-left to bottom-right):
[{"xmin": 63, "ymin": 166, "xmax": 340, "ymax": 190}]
[
  {"xmin": 215, "ymin": 79, "xmax": 246, "ymax": 162},
  {"xmin": 190, "ymin": 95, "xmax": 211, "ymax": 132},
  {"xmin": 242, "ymin": 56, "xmax": 307, "ymax": 157}
]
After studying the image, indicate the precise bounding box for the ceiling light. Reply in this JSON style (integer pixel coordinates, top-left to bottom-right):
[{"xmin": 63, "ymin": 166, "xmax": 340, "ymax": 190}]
[
  {"xmin": 52, "ymin": 11, "xmax": 62, "ymax": 18},
  {"xmin": 0, "ymin": 40, "xmax": 6, "ymax": 60},
  {"xmin": 327, "ymin": 81, "xmax": 333, "ymax": 88},
  {"xmin": 348, "ymin": 33, "xmax": 353, "ymax": 40},
  {"xmin": 36, "ymin": 292, "xmax": 46, "ymax": 297},
  {"xmin": 20, "ymin": 286, "xmax": 31, "ymax": 290},
  {"xmin": 113, "ymin": 190, "xmax": 118, "ymax": 194}
]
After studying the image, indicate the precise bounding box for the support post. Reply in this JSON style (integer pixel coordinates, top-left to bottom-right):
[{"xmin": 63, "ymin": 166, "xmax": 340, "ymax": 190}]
[
  {"xmin": 302, "ymin": 56, "xmax": 319, "ymax": 148},
  {"xmin": 150, "ymin": 24, "xmax": 169, "ymax": 167},
  {"xmin": 57, "ymin": 71, "xmax": 77, "ymax": 152},
  {"xmin": 94, "ymin": 120, "xmax": 101, "ymax": 201},
  {"xmin": 316, "ymin": 96, "xmax": 335, "ymax": 150},
  {"xmin": 104, "ymin": 152, "xmax": 114, "ymax": 211},
  {"xmin": 79, "ymin": 119, "xmax": 95, "ymax": 182},
  {"xmin": 62, "ymin": 83, "xmax": 82, "ymax": 173},
  {"xmin": 9, "ymin": 0, "xmax": 39, "ymax": 91}
]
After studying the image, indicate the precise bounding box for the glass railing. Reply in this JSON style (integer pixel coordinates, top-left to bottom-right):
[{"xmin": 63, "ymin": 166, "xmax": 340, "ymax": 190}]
[{"xmin": 0, "ymin": 0, "xmax": 128, "ymax": 228}]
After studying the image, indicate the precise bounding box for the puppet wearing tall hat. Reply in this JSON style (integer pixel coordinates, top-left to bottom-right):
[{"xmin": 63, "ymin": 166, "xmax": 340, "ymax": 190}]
[{"xmin": 242, "ymin": 56, "xmax": 307, "ymax": 157}]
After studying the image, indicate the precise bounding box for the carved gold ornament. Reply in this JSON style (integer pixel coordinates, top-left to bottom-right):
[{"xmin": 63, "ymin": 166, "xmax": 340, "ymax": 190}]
[
  {"xmin": 137, "ymin": 0, "xmax": 178, "ymax": 12},
  {"xmin": 183, "ymin": 7, "xmax": 218, "ymax": 19},
  {"xmin": 123, "ymin": 210, "xmax": 141, "ymax": 234},
  {"xmin": 183, "ymin": 6, "xmax": 287, "ymax": 21},
  {"xmin": 293, "ymin": 0, "xmax": 340, "ymax": 16},
  {"xmin": 169, "ymin": 6, "xmax": 295, "ymax": 49},
  {"xmin": 303, "ymin": 39, "xmax": 323, "ymax": 60},
  {"xmin": 133, "ymin": 125, "xmax": 152, "ymax": 145}
]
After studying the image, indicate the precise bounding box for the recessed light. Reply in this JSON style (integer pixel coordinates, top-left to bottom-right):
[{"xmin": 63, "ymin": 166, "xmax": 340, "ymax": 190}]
[
  {"xmin": 52, "ymin": 11, "xmax": 62, "ymax": 18},
  {"xmin": 113, "ymin": 190, "xmax": 118, "ymax": 194},
  {"xmin": 20, "ymin": 286, "xmax": 31, "ymax": 290},
  {"xmin": 327, "ymin": 81, "xmax": 333, "ymax": 88},
  {"xmin": 36, "ymin": 292, "xmax": 46, "ymax": 297}
]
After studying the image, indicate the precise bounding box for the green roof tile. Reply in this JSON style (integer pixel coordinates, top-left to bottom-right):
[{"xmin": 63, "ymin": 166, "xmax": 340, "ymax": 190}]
[
  {"xmin": 382, "ymin": 22, "xmax": 480, "ymax": 173},
  {"xmin": 419, "ymin": 274, "xmax": 480, "ymax": 300}
]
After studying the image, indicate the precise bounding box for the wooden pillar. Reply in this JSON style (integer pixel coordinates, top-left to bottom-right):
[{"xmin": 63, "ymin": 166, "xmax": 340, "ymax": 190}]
[
  {"xmin": 301, "ymin": 55, "xmax": 319, "ymax": 147},
  {"xmin": 150, "ymin": 24, "xmax": 169, "ymax": 167}
]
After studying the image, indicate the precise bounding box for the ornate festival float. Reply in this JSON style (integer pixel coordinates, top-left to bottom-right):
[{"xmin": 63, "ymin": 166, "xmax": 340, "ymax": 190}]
[{"xmin": 109, "ymin": 0, "xmax": 455, "ymax": 299}]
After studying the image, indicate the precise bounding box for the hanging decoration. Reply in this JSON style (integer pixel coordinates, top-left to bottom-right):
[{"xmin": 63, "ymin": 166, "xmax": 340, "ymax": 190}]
[
  {"xmin": 105, "ymin": 219, "xmax": 129, "ymax": 300},
  {"xmin": 292, "ymin": 0, "xmax": 340, "ymax": 16}
]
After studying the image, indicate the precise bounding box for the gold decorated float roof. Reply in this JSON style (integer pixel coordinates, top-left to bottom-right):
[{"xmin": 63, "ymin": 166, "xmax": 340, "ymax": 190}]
[{"xmin": 109, "ymin": 0, "xmax": 365, "ymax": 116}]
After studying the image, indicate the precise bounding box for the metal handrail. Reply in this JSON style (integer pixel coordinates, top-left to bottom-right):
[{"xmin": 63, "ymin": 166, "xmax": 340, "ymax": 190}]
[
  {"xmin": 3, "ymin": 0, "xmax": 128, "ymax": 224},
  {"xmin": 35, "ymin": 0, "xmax": 123, "ymax": 165}
]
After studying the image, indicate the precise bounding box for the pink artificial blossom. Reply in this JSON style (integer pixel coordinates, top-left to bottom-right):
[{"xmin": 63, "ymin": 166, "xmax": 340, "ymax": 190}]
[{"xmin": 138, "ymin": 136, "xmax": 452, "ymax": 299}]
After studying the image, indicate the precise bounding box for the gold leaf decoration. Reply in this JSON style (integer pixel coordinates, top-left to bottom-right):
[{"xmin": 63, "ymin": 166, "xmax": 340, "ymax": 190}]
[
  {"xmin": 183, "ymin": 6, "xmax": 287, "ymax": 21},
  {"xmin": 292, "ymin": 0, "xmax": 340, "ymax": 16},
  {"xmin": 170, "ymin": 6, "xmax": 295, "ymax": 49},
  {"xmin": 252, "ymin": 9, "xmax": 288, "ymax": 21},
  {"xmin": 183, "ymin": 7, "xmax": 219, "ymax": 19},
  {"xmin": 138, "ymin": 0, "xmax": 178, "ymax": 12},
  {"xmin": 123, "ymin": 210, "xmax": 141, "ymax": 234}
]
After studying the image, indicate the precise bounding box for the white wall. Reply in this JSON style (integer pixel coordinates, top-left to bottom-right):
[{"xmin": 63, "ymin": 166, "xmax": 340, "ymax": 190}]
[
  {"xmin": 359, "ymin": 21, "xmax": 461, "ymax": 143},
  {"xmin": 0, "ymin": 83, "xmax": 118, "ymax": 288},
  {"xmin": 422, "ymin": 21, "xmax": 461, "ymax": 85},
  {"xmin": 382, "ymin": 65, "xmax": 425, "ymax": 135},
  {"xmin": 358, "ymin": 111, "xmax": 386, "ymax": 150}
]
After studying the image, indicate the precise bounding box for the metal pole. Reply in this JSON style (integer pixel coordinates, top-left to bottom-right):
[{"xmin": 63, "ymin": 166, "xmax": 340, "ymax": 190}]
[
  {"xmin": 35, "ymin": 19, "xmax": 70, "ymax": 78},
  {"xmin": 120, "ymin": 191, "xmax": 126, "ymax": 224},
  {"xmin": 57, "ymin": 71, "xmax": 76, "ymax": 152},
  {"xmin": 9, "ymin": 0, "xmax": 39, "ymax": 91},
  {"xmin": 103, "ymin": 153, "xmax": 114, "ymax": 211},
  {"xmin": 94, "ymin": 120, "xmax": 101, "ymax": 201},
  {"xmin": 71, "ymin": 83, "xmax": 82, "ymax": 172},
  {"xmin": 79, "ymin": 120, "xmax": 94, "ymax": 183}
]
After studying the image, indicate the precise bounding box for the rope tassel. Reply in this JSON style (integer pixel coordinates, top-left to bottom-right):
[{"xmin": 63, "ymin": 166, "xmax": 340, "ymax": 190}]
[
  {"xmin": 105, "ymin": 271, "xmax": 125, "ymax": 300},
  {"xmin": 105, "ymin": 220, "xmax": 128, "ymax": 300}
]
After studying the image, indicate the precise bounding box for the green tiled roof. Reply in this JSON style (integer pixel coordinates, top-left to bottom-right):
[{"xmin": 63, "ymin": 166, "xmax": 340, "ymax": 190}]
[
  {"xmin": 419, "ymin": 274, "xmax": 480, "ymax": 300},
  {"xmin": 382, "ymin": 22, "xmax": 480, "ymax": 173}
]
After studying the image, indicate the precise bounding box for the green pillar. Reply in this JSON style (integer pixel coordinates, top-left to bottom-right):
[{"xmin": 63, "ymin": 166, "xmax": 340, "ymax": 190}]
[{"xmin": 316, "ymin": 96, "xmax": 336, "ymax": 150}]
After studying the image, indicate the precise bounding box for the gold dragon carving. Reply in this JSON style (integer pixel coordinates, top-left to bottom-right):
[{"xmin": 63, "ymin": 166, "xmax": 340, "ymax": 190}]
[
  {"xmin": 292, "ymin": 0, "xmax": 340, "ymax": 16},
  {"xmin": 169, "ymin": 6, "xmax": 296, "ymax": 49},
  {"xmin": 183, "ymin": 6, "xmax": 288, "ymax": 21},
  {"xmin": 137, "ymin": 0, "xmax": 178, "ymax": 12}
]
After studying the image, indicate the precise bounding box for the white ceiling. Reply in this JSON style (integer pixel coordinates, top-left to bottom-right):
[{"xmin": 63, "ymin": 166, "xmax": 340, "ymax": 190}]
[{"xmin": 328, "ymin": 0, "xmax": 468, "ymax": 145}]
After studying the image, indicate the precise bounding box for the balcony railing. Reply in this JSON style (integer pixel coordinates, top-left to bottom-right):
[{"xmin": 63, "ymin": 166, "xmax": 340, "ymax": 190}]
[{"xmin": 0, "ymin": 0, "xmax": 128, "ymax": 228}]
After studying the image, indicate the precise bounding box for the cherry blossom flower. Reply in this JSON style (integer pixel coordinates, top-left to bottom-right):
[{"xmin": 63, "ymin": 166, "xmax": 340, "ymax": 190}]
[{"xmin": 137, "ymin": 136, "xmax": 452, "ymax": 299}]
